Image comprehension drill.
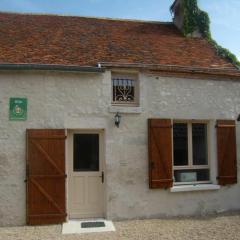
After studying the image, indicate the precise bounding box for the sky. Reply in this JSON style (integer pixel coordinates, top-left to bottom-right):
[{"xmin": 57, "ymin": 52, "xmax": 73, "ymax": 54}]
[{"xmin": 0, "ymin": 0, "xmax": 239, "ymax": 61}]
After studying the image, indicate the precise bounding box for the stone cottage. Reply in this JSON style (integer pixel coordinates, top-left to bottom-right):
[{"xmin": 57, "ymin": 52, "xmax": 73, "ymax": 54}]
[{"xmin": 0, "ymin": 1, "xmax": 239, "ymax": 227}]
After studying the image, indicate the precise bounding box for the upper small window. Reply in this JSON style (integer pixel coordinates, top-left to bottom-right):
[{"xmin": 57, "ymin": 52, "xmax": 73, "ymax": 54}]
[{"xmin": 112, "ymin": 74, "xmax": 138, "ymax": 105}]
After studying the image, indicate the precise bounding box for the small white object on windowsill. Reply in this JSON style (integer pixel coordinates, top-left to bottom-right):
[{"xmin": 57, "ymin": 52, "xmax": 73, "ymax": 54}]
[{"xmin": 170, "ymin": 184, "xmax": 220, "ymax": 193}]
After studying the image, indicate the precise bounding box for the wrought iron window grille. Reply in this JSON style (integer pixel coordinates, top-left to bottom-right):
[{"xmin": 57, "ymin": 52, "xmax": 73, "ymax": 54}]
[{"xmin": 112, "ymin": 78, "xmax": 136, "ymax": 104}]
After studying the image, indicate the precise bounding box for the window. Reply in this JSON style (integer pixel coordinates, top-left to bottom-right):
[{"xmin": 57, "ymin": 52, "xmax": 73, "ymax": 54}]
[
  {"xmin": 112, "ymin": 74, "xmax": 138, "ymax": 105},
  {"xmin": 73, "ymin": 134, "xmax": 99, "ymax": 172},
  {"xmin": 149, "ymin": 118, "xmax": 237, "ymax": 189},
  {"xmin": 173, "ymin": 121, "xmax": 210, "ymax": 184}
]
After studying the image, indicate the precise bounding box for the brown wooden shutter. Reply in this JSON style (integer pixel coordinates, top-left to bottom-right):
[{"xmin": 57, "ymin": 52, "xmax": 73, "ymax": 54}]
[
  {"xmin": 26, "ymin": 129, "xmax": 67, "ymax": 225},
  {"xmin": 148, "ymin": 119, "xmax": 173, "ymax": 188},
  {"xmin": 216, "ymin": 120, "xmax": 237, "ymax": 185}
]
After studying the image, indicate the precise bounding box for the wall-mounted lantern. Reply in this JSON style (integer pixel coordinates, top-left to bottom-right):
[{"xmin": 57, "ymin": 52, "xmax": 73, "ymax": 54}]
[{"xmin": 114, "ymin": 112, "xmax": 121, "ymax": 128}]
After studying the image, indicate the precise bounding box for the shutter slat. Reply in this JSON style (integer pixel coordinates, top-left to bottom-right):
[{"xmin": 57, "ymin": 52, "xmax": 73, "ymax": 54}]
[
  {"xmin": 217, "ymin": 176, "xmax": 236, "ymax": 179},
  {"xmin": 216, "ymin": 120, "xmax": 237, "ymax": 185},
  {"xmin": 148, "ymin": 119, "xmax": 173, "ymax": 189},
  {"xmin": 216, "ymin": 125, "xmax": 236, "ymax": 128},
  {"xmin": 152, "ymin": 179, "xmax": 173, "ymax": 183}
]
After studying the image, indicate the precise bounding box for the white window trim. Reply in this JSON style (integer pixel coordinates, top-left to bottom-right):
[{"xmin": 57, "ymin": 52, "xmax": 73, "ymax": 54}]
[
  {"xmin": 170, "ymin": 184, "xmax": 220, "ymax": 193},
  {"xmin": 173, "ymin": 120, "xmax": 211, "ymax": 185},
  {"xmin": 111, "ymin": 73, "xmax": 139, "ymax": 107}
]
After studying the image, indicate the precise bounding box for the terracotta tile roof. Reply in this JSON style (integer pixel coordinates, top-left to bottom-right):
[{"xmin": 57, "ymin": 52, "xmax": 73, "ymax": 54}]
[{"xmin": 0, "ymin": 12, "xmax": 238, "ymax": 73}]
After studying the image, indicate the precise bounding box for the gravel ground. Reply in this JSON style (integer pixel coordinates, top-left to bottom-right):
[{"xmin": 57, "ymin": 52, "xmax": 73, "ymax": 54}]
[{"xmin": 0, "ymin": 214, "xmax": 240, "ymax": 240}]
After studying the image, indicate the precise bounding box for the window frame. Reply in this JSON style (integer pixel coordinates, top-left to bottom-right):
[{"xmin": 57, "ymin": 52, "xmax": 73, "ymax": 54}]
[
  {"xmin": 172, "ymin": 120, "xmax": 211, "ymax": 185},
  {"xmin": 111, "ymin": 73, "xmax": 139, "ymax": 106}
]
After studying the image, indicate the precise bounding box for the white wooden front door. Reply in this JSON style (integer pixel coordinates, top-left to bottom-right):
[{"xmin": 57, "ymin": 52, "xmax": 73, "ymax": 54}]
[{"xmin": 68, "ymin": 130, "xmax": 104, "ymax": 219}]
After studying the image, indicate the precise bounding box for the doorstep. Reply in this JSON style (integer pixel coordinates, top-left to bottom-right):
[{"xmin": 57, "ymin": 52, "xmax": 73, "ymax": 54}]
[{"xmin": 62, "ymin": 219, "xmax": 116, "ymax": 234}]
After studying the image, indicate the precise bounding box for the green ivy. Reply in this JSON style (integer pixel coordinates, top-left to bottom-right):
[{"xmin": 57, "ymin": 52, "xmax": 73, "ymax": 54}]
[{"xmin": 171, "ymin": 0, "xmax": 240, "ymax": 67}]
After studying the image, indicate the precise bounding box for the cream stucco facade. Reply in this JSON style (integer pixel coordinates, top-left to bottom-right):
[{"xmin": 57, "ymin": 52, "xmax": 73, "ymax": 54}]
[{"xmin": 0, "ymin": 69, "xmax": 239, "ymax": 226}]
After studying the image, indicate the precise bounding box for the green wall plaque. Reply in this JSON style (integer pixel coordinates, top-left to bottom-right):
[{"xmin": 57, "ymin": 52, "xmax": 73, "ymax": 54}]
[{"xmin": 9, "ymin": 98, "xmax": 27, "ymax": 120}]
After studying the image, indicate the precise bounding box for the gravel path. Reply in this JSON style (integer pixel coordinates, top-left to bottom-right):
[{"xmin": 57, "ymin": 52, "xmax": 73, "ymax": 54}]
[{"xmin": 0, "ymin": 214, "xmax": 240, "ymax": 240}]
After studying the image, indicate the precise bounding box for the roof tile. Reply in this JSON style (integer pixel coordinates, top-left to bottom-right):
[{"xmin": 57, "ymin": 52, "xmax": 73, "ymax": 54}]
[{"xmin": 0, "ymin": 12, "xmax": 237, "ymax": 70}]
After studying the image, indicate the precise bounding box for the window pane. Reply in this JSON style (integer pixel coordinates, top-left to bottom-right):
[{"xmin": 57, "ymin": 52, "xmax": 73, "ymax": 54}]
[
  {"xmin": 192, "ymin": 123, "xmax": 208, "ymax": 165},
  {"xmin": 112, "ymin": 77, "xmax": 135, "ymax": 103},
  {"xmin": 174, "ymin": 169, "xmax": 210, "ymax": 182},
  {"xmin": 173, "ymin": 123, "xmax": 188, "ymax": 166},
  {"xmin": 73, "ymin": 134, "xmax": 99, "ymax": 172}
]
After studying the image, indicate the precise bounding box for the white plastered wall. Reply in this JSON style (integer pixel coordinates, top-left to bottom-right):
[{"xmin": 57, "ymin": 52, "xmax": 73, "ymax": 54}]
[{"xmin": 0, "ymin": 69, "xmax": 239, "ymax": 226}]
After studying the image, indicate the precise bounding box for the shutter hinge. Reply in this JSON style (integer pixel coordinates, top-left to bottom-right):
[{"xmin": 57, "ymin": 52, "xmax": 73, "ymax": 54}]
[
  {"xmin": 26, "ymin": 164, "xmax": 29, "ymax": 177},
  {"xmin": 25, "ymin": 165, "xmax": 29, "ymax": 183},
  {"xmin": 151, "ymin": 162, "xmax": 155, "ymax": 169},
  {"xmin": 64, "ymin": 129, "xmax": 67, "ymax": 139}
]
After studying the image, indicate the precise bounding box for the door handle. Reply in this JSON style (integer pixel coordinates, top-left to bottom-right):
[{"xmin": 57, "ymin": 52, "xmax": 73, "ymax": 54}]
[{"xmin": 100, "ymin": 171, "xmax": 104, "ymax": 183}]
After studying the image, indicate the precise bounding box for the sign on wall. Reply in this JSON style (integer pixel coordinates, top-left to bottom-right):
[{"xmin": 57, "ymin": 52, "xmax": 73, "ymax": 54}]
[{"xmin": 9, "ymin": 98, "xmax": 27, "ymax": 121}]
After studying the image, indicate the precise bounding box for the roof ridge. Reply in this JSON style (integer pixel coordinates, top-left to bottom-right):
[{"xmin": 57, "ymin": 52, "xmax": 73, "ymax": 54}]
[{"xmin": 0, "ymin": 11, "xmax": 173, "ymax": 25}]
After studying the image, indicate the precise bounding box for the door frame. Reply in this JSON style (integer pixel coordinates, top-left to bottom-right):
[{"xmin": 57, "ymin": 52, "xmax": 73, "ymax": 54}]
[{"xmin": 66, "ymin": 129, "xmax": 106, "ymax": 220}]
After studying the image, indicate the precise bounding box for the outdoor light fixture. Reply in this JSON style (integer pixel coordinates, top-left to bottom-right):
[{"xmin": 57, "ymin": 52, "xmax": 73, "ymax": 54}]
[
  {"xmin": 237, "ymin": 114, "xmax": 240, "ymax": 121},
  {"xmin": 114, "ymin": 112, "xmax": 121, "ymax": 128}
]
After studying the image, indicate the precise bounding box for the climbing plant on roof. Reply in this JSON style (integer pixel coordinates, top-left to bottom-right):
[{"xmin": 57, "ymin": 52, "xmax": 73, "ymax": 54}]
[{"xmin": 171, "ymin": 0, "xmax": 240, "ymax": 68}]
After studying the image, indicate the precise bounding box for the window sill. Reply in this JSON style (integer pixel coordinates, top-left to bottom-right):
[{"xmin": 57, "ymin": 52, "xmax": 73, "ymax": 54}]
[
  {"xmin": 108, "ymin": 106, "xmax": 142, "ymax": 114},
  {"xmin": 170, "ymin": 184, "xmax": 220, "ymax": 193}
]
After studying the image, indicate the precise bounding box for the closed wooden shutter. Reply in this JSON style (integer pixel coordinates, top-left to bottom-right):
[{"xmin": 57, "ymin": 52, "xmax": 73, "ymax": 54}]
[
  {"xmin": 26, "ymin": 129, "xmax": 67, "ymax": 225},
  {"xmin": 148, "ymin": 119, "xmax": 173, "ymax": 188},
  {"xmin": 216, "ymin": 120, "xmax": 237, "ymax": 185}
]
